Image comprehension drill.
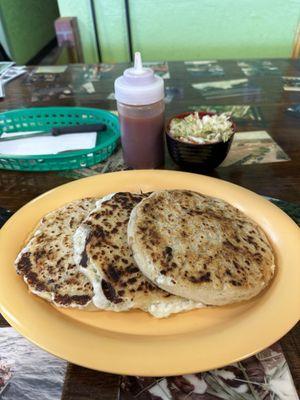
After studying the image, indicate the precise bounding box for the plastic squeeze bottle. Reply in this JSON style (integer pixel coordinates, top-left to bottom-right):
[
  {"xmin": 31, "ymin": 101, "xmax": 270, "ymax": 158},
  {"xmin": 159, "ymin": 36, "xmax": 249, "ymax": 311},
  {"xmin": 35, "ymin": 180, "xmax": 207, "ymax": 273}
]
[{"xmin": 114, "ymin": 52, "xmax": 165, "ymax": 169}]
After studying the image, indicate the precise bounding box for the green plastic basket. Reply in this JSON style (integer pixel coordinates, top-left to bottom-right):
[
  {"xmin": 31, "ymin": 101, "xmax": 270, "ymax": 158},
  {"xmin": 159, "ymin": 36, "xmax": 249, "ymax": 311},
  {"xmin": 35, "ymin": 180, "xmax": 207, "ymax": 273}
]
[{"xmin": 0, "ymin": 107, "xmax": 120, "ymax": 171}]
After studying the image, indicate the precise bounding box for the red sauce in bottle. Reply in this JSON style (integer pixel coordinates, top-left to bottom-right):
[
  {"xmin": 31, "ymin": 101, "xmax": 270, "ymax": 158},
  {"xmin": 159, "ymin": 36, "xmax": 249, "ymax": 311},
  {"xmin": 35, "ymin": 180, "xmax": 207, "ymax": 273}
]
[
  {"xmin": 114, "ymin": 52, "xmax": 165, "ymax": 169},
  {"xmin": 117, "ymin": 100, "xmax": 165, "ymax": 169}
]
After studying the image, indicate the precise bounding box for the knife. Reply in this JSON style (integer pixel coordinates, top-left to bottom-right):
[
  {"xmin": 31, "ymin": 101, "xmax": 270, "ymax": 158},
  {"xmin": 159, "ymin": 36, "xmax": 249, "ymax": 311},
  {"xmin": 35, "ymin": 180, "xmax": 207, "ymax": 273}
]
[{"xmin": 0, "ymin": 123, "xmax": 107, "ymax": 142}]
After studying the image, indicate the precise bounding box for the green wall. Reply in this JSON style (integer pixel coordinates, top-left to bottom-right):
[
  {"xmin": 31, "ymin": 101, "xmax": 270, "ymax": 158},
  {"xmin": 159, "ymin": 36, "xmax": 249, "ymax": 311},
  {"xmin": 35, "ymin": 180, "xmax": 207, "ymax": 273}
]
[
  {"xmin": 130, "ymin": 0, "xmax": 300, "ymax": 60},
  {"xmin": 94, "ymin": 0, "xmax": 129, "ymax": 62},
  {"xmin": 0, "ymin": 0, "xmax": 59, "ymax": 64},
  {"xmin": 58, "ymin": 0, "xmax": 300, "ymax": 63}
]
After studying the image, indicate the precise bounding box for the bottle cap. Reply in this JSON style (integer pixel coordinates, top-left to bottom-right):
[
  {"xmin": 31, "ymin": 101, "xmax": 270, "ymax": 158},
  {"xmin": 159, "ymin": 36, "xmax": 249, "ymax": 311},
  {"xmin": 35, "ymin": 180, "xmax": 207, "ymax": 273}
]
[{"xmin": 114, "ymin": 52, "xmax": 164, "ymax": 105}]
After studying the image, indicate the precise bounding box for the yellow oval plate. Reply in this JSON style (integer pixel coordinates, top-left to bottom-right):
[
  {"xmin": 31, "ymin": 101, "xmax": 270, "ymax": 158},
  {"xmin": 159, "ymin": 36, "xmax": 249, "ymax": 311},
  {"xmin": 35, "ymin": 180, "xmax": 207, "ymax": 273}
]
[{"xmin": 0, "ymin": 170, "xmax": 299, "ymax": 376}]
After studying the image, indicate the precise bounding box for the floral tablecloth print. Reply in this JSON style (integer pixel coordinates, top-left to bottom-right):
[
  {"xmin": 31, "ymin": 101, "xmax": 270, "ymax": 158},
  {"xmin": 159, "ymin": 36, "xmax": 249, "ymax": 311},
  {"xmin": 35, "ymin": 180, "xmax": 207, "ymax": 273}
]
[{"xmin": 120, "ymin": 343, "xmax": 298, "ymax": 399}]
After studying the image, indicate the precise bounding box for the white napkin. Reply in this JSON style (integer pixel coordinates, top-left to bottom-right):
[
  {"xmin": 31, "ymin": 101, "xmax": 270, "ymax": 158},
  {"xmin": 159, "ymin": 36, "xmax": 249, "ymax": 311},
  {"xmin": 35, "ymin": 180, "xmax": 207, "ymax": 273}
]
[{"xmin": 0, "ymin": 132, "xmax": 97, "ymax": 156}]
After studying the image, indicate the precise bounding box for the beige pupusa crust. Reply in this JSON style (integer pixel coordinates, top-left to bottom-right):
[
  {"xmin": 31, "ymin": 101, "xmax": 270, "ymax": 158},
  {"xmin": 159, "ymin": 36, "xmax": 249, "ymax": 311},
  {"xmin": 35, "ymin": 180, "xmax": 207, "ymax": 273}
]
[
  {"xmin": 15, "ymin": 198, "xmax": 97, "ymax": 309},
  {"xmin": 128, "ymin": 190, "xmax": 275, "ymax": 305}
]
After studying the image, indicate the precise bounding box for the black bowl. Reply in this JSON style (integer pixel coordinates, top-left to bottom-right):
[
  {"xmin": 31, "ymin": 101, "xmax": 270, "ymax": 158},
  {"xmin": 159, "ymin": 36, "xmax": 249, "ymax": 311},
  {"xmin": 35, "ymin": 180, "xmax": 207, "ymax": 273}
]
[{"xmin": 166, "ymin": 111, "xmax": 235, "ymax": 171}]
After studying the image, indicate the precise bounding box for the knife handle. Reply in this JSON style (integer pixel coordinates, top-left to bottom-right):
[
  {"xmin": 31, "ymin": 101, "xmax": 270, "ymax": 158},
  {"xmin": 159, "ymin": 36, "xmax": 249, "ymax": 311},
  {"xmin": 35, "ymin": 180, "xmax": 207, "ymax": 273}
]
[{"xmin": 52, "ymin": 123, "xmax": 107, "ymax": 136}]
